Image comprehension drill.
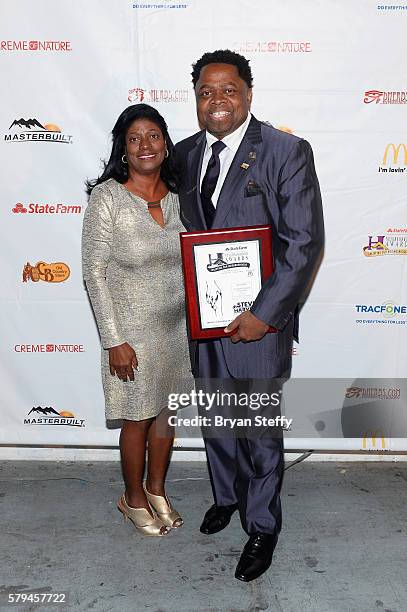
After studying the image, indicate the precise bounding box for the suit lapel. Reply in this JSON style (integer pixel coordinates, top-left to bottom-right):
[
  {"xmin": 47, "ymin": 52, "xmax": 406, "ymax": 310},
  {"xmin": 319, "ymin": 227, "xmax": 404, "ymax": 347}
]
[
  {"xmin": 187, "ymin": 131, "xmax": 207, "ymax": 229},
  {"xmin": 213, "ymin": 116, "xmax": 263, "ymax": 228}
]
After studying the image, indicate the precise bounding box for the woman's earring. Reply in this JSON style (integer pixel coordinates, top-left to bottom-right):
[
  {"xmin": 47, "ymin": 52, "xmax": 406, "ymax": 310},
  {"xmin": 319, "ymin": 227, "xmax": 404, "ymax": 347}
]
[
  {"xmin": 165, "ymin": 148, "xmax": 169, "ymax": 159},
  {"xmin": 121, "ymin": 154, "xmax": 128, "ymax": 164}
]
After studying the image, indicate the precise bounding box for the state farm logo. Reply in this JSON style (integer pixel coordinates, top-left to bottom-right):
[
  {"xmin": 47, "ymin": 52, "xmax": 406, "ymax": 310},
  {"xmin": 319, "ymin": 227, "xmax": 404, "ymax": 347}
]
[
  {"xmin": 22, "ymin": 261, "xmax": 70, "ymax": 283},
  {"xmin": 128, "ymin": 87, "xmax": 189, "ymax": 103},
  {"xmin": 1, "ymin": 40, "xmax": 72, "ymax": 52},
  {"xmin": 24, "ymin": 406, "xmax": 85, "ymax": 427},
  {"xmin": 4, "ymin": 117, "xmax": 73, "ymax": 143},
  {"xmin": 14, "ymin": 344, "xmax": 85, "ymax": 353},
  {"xmin": 233, "ymin": 41, "xmax": 312, "ymax": 53},
  {"xmin": 363, "ymin": 90, "xmax": 407, "ymax": 104},
  {"xmin": 12, "ymin": 202, "xmax": 82, "ymax": 215}
]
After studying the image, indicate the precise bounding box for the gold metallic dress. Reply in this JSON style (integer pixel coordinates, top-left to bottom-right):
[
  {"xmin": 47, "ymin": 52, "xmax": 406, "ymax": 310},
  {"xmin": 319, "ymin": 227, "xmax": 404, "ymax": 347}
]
[{"xmin": 82, "ymin": 178, "xmax": 192, "ymax": 421}]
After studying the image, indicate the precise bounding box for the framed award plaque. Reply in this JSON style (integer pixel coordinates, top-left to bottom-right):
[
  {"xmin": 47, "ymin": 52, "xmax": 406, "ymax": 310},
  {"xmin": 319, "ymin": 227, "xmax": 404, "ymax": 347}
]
[{"xmin": 180, "ymin": 225, "xmax": 275, "ymax": 340}]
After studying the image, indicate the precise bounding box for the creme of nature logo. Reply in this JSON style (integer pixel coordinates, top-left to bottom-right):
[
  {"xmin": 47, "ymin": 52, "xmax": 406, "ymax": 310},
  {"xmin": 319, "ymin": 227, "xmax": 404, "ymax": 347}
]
[
  {"xmin": 5, "ymin": 118, "xmax": 73, "ymax": 143},
  {"xmin": 14, "ymin": 344, "xmax": 85, "ymax": 353},
  {"xmin": 364, "ymin": 90, "xmax": 407, "ymax": 104},
  {"xmin": 378, "ymin": 143, "xmax": 407, "ymax": 173},
  {"xmin": 355, "ymin": 301, "xmax": 407, "ymax": 325},
  {"xmin": 363, "ymin": 232, "xmax": 407, "ymax": 256},
  {"xmin": 0, "ymin": 40, "xmax": 72, "ymax": 52},
  {"xmin": 22, "ymin": 261, "xmax": 70, "ymax": 283},
  {"xmin": 128, "ymin": 87, "xmax": 189, "ymax": 103},
  {"xmin": 13, "ymin": 202, "xmax": 82, "ymax": 215},
  {"xmin": 233, "ymin": 41, "xmax": 312, "ymax": 53},
  {"xmin": 24, "ymin": 406, "xmax": 85, "ymax": 427}
]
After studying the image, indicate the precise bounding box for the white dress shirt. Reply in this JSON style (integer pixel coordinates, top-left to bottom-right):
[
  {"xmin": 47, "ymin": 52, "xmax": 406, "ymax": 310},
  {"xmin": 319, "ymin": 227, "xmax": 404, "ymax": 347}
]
[{"xmin": 200, "ymin": 112, "xmax": 252, "ymax": 208}]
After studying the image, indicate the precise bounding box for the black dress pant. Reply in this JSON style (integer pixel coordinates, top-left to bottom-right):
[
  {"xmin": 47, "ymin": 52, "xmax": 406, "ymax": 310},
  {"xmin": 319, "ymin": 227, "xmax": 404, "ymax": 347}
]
[{"xmin": 196, "ymin": 339, "xmax": 285, "ymax": 536}]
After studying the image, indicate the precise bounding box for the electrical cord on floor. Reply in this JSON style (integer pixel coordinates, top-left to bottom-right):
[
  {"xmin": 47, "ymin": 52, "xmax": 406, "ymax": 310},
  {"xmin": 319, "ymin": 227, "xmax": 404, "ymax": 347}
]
[{"xmin": 284, "ymin": 450, "xmax": 314, "ymax": 470}]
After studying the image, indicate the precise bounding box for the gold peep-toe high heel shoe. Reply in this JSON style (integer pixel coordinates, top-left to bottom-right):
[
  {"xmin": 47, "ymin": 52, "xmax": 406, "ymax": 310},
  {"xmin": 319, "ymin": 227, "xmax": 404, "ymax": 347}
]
[
  {"xmin": 117, "ymin": 494, "xmax": 170, "ymax": 536},
  {"xmin": 143, "ymin": 482, "xmax": 184, "ymax": 529}
]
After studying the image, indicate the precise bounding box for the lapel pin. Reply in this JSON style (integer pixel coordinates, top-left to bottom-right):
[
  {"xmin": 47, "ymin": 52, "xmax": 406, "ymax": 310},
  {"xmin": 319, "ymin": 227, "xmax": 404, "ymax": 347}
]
[
  {"xmin": 240, "ymin": 162, "xmax": 250, "ymax": 170},
  {"xmin": 249, "ymin": 151, "xmax": 256, "ymax": 160}
]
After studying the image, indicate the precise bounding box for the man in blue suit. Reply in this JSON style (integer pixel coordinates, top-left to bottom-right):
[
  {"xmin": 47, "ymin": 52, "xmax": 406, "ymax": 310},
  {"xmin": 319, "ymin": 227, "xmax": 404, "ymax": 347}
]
[{"xmin": 175, "ymin": 50, "xmax": 324, "ymax": 582}]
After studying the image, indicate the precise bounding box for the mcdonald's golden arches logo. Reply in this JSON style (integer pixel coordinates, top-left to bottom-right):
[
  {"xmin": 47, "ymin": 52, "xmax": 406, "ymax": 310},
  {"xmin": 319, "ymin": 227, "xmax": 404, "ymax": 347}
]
[
  {"xmin": 362, "ymin": 431, "xmax": 386, "ymax": 450},
  {"xmin": 382, "ymin": 143, "xmax": 407, "ymax": 166}
]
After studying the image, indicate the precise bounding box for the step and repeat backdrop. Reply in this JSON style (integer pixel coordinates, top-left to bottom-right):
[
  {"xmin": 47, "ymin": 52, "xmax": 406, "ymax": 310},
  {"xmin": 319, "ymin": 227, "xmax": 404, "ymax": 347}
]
[{"xmin": 1, "ymin": 0, "xmax": 406, "ymax": 453}]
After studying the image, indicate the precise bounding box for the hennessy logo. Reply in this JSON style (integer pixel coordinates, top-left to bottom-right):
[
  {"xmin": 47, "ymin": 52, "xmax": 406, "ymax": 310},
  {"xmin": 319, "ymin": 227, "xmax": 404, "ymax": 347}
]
[
  {"xmin": 383, "ymin": 143, "xmax": 407, "ymax": 165},
  {"xmin": 22, "ymin": 261, "xmax": 70, "ymax": 283}
]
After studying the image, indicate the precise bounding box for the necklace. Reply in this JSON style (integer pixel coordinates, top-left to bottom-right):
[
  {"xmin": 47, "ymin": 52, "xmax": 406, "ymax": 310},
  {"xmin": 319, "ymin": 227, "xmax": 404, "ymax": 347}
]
[{"xmin": 147, "ymin": 200, "xmax": 162, "ymax": 209}]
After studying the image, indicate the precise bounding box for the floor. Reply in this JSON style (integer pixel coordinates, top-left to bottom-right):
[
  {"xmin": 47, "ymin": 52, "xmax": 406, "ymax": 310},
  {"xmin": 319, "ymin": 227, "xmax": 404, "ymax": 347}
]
[{"xmin": 0, "ymin": 460, "xmax": 406, "ymax": 612}]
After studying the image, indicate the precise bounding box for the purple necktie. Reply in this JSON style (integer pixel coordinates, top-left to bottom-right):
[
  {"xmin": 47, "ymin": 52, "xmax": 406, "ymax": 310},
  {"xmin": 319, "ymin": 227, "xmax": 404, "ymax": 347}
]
[{"xmin": 200, "ymin": 140, "xmax": 226, "ymax": 228}]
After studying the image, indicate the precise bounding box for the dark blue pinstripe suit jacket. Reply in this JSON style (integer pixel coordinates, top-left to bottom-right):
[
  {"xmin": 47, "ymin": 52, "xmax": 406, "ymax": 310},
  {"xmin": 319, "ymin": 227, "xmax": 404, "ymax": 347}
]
[{"xmin": 175, "ymin": 115, "xmax": 324, "ymax": 378}]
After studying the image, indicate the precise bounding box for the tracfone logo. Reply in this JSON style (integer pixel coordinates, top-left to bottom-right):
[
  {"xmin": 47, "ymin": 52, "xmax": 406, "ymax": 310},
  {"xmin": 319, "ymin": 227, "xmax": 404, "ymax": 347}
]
[
  {"xmin": 363, "ymin": 232, "xmax": 407, "ymax": 256},
  {"xmin": 377, "ymin": 4, "xmax": 407, "ymax": 10},
  {"xmin": 0, "ymin": 40, "xmax": 72, "ymax": 52},
  {"xmin": 355, "ymin": 301, "xmax": 407, "ymax": 325},
  {"xmin": 132, "ymin": 2, "xmax": 188, "ymax": 8},
  {"xmin": 12, "ymin": 202, "xmax": 82, "ymax": 215},
  {"xmin": 24, "ymin": 407, "xmax": 85, "ymax": 427},
  {"xmin": 22, "ymin": 261, "xmax": 70, "ymax": 283},
  {"xmin": 233, "ymin": 41, "xmax": 312, "ymax": 53},
  {"xmin": 128, "ymin": 87, "xmax": 189, "ymax": 103},
  {"xmin": 364, "ymin": 90, "xmax": 407, "ymax": 104},
  {"xmin": 5, "ymin": 118, "xmax": 73, "ymax": 143},
  {"xmin": 15, "ymin": 344, "xmax": 85, "ymax": 353}
]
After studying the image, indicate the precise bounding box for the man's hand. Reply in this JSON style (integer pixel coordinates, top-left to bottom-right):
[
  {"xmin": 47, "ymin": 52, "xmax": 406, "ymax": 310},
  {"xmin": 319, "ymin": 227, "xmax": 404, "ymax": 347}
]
[
  {"xmin": 224, "ymin": 311, "xmax": 270, "ymax": 343},
  {"xmin": 108, "ymin": 342, "xmax": 138, "ymax": 381}
]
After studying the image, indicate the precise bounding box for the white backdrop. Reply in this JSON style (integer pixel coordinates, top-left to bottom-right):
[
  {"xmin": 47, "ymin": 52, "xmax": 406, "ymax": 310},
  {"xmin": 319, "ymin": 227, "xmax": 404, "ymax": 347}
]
[{"xmin": 1, "ymin": 0, "xmax": 406, "ymax": 453}]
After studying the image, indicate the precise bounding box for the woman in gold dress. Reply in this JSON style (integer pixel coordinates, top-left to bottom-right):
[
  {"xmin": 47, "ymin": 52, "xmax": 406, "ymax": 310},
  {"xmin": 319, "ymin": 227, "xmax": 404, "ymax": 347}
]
[{"xmin": 82, "ymin": 104, "xmax": 192, "ymax": 536}]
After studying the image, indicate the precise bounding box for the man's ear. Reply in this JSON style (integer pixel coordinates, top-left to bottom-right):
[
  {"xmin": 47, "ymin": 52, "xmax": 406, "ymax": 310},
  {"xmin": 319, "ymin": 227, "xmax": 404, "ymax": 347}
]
[{"xmin": 247, "ymin": 87, "xmax": 253, "ymax": 109}]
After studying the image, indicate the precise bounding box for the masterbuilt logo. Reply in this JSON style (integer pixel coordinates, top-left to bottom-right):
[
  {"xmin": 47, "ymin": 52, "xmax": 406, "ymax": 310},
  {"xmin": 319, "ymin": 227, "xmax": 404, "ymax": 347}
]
[
  {"xmin": 355, "ymin": 301, "xmax": 407, "ymax": 325},
  {"xmin": 363, "ymin": 90, "xmax": 407, "ymax": 104},
  {"xmin": 24, "ymin": 406, "xmax": 85, "ymax": 427},
  {"xmin": 4, "ymin": 118, "xmax": 73, "ymax": 143},
  {"xmin": 12, "ymin": 202, "xmax": 82, "ymax": 215},
  {"xmin": 233, "ymin": 41, "xmax": 312, "ymax": 53},
  {"xmin": 363, "ymin": 232, "xmax": 407, "ymax": 257},
  {"xmin": 0, "ymin": 40, "xmax": 72, "ymax": 52},
  {"xmin": 378, "ymin": 143, "xmax": 407, "ymax": 173},
  {"xmin": 128, "ymin": 87, "xmax": 189, "ymax": 104},
  {"xmin": 22, "ymin": 261, "xmax": 70, "ymax": 283}
]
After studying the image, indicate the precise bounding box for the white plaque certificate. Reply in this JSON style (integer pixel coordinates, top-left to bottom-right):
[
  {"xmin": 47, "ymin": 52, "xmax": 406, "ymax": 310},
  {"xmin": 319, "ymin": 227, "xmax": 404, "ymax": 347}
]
[
  {"xmin": 194, "ymin": 239, "xmax": 262, "ymax": 329},
  {"xmin": 180, "ymin": 225, "xmax": 274, "ymax": 340}
]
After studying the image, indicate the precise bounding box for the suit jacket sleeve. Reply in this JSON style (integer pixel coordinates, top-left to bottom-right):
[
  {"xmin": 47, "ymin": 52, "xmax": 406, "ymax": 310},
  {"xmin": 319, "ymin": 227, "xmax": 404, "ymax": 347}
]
[
  {"xmin": 251, "ymin": 138, "xmax": 324, "ymax": 330},
  {"xmin": 81, "ymin": 183, "xmax": 125, "ymax": 349}
]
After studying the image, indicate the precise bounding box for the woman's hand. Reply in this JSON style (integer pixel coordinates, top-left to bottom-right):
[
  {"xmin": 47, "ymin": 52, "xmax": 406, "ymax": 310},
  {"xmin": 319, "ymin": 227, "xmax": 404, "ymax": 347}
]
[{"xmin": 108, "ymin": 342, "xmax": 138, "ymax": 381}]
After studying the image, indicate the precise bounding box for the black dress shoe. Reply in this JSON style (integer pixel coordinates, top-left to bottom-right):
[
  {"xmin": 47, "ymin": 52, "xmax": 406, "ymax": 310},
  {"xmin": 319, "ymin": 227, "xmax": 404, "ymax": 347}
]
[
  {"xmin": 235, "ymin": 533, "xmax": 278, "ymax": 582},
  {"xmin": 200, "ymin": 503, "xmax": 238, "ymax": 534}
]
